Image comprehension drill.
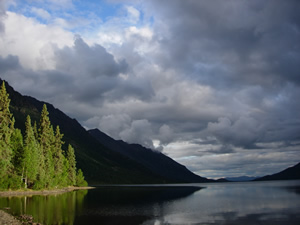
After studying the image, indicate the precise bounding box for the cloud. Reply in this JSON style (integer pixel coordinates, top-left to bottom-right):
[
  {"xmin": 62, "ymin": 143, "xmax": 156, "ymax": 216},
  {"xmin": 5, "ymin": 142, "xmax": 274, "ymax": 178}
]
[
  {"xmin": 55, "ymin": 36, "xmax": 128, "ymax": 78},
  {"xmin": 207, "ymin": 117, "xmax": 264, "ymax": 148},
  {"xmin": 1, "ymin": 0, "xmax": 300, "ymax": 178},
  {"xmin": 158, "ymin": 124, "xmax": 174, "ymax": 145},
  {"xmin": 31, "ymin": 7, "xmax": 51, "ymax": 20},
  {"xmin": 0, "ymin": 0, "xmax": 7, "ymax": 33},
  {"xmin": 126, "ymin": 6, "xmax": 140, "ymax": 24},
  {"xmin": 120, "ymin": 119, "xmax": 155, "ymax": 149},
  {"xmin": 0, "ymin": 55, "xmax": 20, "ymax": 73},
  {"xmin": 145, "ymin": 0, "xmax": 300, "ymax": 87}
]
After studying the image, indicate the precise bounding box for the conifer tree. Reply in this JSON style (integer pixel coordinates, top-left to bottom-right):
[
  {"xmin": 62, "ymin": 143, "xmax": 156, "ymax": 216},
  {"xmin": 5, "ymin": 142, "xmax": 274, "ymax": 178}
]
[
  {"xmin": 11, "ymin": 129, "xmax": 24, "ymax": 174},
  {"xmin": 76, "ymin": 169, "xmax": 88, "ymax": 187},
  {"xmin": 33, "ymin": 121, "xmax": 38, "ymax": 140},
  {"xmin": 38, "ymin": 104, "xmax": 55, "ymax": 188},
  {"xmin": 53, "ymin": 126, "xmax": 65, "ymax": 186},
  {"xmin": 0, "ymin": 81, "xmax": 14, "ymax": 188},
  {"xmin": 67, "ymin": 144, "xmax": 76, "ymax": 186},
  {"xmin": 23, "ymin": 115, "xmax": 40, "ymax": 188},
  {"xmin": 10, "ymin": 128, "xmax": 24, "ymax": 188},
  {"xmin": 0, "ymin": 82, "xmax": 87, "ymax": 190}
]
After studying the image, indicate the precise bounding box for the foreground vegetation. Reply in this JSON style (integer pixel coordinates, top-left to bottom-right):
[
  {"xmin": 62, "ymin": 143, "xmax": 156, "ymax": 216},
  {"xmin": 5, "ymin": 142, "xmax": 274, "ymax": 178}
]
[{"xmin": 0, "ymin": 82, "xmax": 87, "ymax": 190}]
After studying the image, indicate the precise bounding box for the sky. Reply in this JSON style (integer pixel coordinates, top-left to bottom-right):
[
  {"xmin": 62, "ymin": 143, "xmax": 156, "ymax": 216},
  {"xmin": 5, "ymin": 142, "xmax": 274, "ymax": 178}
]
[{"xmin": 0, "ymin": 0, "xmax": 300, "ymax": 179}]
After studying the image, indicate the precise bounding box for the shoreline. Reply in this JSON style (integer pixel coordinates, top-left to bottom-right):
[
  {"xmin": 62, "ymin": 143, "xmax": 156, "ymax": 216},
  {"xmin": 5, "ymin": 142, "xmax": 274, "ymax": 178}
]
[
  {"xmin": 0, "ymin": 210, "xmax": 22, "ymax": 225},
  {"xmin": 0, "ymin": 186, "xmax": 95, "ymax": 197}
]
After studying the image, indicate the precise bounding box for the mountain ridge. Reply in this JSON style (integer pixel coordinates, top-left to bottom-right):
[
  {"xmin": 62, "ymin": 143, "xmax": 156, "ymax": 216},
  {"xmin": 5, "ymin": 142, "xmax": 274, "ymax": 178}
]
[
  {"xmin": 1, "ymin": 78, "xmax": 210, "ymax": 184},
  {"xmin": 89, "ymin": 128, "xmax": 211, "ymax": 183},
  {"xmin": 254, "ymin": 162, "xmax": 300, "ymax": 181}
]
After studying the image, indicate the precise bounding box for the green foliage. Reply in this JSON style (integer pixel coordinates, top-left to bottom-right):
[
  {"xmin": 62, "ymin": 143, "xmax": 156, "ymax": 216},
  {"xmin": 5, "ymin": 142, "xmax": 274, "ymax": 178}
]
[
  {"xmin": 76, "ymin": 169, "xmax": 88, "ymax": 187},
  {"xmin": 0, "ymin": 81, "xmax": 14, "ymax": 181},
  {"xmin": 23, "ymin": 115, "xmax": 40, "ymax": 188},
  {"xmin": 67, "ymin": 144, "xmax": 76, "ymax": 186},
  {"xmin": 0, "ymin": 82, "xmax": 87, "ymax": 190},
  {"xmin": 53, "ymin": 126, "xmax": 66, "ymax": 187},
  {"xmin": 11, "ymin": 128, "xmax": 24, "ymax": 174}
]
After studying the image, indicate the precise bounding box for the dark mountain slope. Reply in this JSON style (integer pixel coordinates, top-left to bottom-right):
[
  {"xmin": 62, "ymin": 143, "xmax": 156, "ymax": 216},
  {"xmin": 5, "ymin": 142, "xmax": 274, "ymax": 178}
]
[
  {"xmin": 2, "ymin": 79, "xmax": 210, "ymax": 184},
  {"xmin": 254, "ymin": 162, "xmax": 300, "ymax": 181},
  {"xmin": 1, "ymin": 79, "xmax": 168, "ymax": 184},
  {"xmin": 89, "ymin": 128, "xmax": 211, "ymax": 183}
]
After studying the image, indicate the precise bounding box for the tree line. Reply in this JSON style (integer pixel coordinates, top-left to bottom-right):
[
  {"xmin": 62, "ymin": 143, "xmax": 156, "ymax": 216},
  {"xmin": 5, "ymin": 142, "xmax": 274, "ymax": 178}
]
[{"xmin": 0, "ymin": 82, "xmax": 87, "ymax": 190}]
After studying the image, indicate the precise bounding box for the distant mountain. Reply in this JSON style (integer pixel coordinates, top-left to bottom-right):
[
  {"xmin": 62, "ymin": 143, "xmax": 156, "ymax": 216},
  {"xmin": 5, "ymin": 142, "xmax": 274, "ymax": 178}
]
[
  {"xmin": 216, "ymin": 178, "xmax": 229, "ymax": 182},
  {"xmin": 88, "ymin": 128, "xmax": 211, "ymax": 183},
  {"xmin": 226, "ymin": 176, "xmax": 260, "ymax": 182},
  {"xmin": 2, "ymin": 78, "xmax": 211, "ymax": 184},
  {"xmin": 254, "ymin": 163, "xmax": 300, "ymax": 181}
]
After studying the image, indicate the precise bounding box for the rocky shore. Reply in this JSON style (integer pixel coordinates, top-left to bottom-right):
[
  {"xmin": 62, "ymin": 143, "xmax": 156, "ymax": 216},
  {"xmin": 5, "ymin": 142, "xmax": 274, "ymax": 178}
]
[{"xmin": 0, "ymin": 210, "xmax": 22, "ymax": 225}]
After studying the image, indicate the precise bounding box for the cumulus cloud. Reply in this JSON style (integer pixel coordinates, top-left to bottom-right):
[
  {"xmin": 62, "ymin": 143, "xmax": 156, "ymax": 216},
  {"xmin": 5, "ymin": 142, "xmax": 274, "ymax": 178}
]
[
  {"xmin": 55, "ymin": 36, "xmax": 128, "ymax": 78},
  {"xmin": 207, "ymin": 117, "xmax": 264, "ymax": 148},
  {"xmin": 120, "ymin": 119, "xmax": 155, "ymax": 149}
]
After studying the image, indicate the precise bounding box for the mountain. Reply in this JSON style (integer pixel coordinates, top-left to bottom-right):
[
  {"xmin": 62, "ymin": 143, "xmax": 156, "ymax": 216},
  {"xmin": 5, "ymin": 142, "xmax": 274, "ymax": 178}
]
[
  {"xmin": 1, "ymin": 79, "xmax": 210, "ymax": 184},
  {"xmin": 89, "ymin": 128, "xmax": 211, "ymax": 183},
  {"xmin": 254, "ymin": 163, "xmax": 300, "ymax": 181},
  {"xmin": 226, "ymin": 176, "xmax": 260, "ymax": 182}
]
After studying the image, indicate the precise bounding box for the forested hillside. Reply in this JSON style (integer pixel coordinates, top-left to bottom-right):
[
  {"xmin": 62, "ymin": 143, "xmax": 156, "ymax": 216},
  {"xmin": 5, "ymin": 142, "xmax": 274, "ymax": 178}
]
[{"xmin": 0, "ymin": 82, "xmax": 87, "ymax": 190}]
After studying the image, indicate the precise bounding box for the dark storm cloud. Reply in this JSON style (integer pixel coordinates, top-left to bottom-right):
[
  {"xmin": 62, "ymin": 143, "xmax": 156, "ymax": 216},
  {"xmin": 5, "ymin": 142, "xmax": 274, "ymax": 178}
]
[
  {"xmin": 147, "ymin": 0, "xmax": 300, "ymax": 87},
  {"xmin": 55, "ymin": 36, "xmax": 128, "ymax": 78},
  {"xmin": 140, "ymin": 0, "xmax": 300, "ymax": 150},
  {"xmin": 0, "ymin": 55, "xmax": 20, "ymax": 73}
]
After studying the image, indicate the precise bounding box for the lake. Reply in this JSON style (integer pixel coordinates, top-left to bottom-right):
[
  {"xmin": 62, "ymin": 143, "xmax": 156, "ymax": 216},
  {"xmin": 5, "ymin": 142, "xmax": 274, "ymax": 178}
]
[{"xmin": 1, "ymin": 180, "xmax": 300, "ymax": 225}]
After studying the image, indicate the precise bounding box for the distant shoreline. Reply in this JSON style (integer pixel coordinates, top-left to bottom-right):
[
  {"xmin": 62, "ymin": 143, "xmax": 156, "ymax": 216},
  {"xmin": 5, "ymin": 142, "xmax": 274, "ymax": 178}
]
[{"xmin": 0, "ymin": 186, "xmax": 95, "ymax": 197}]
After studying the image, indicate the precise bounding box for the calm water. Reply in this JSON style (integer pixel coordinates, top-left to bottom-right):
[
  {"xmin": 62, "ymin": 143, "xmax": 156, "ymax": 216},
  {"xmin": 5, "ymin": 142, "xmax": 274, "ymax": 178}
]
[{"xmin": 1, "ymin": 180, "xmax": 300, "ymax": 225}]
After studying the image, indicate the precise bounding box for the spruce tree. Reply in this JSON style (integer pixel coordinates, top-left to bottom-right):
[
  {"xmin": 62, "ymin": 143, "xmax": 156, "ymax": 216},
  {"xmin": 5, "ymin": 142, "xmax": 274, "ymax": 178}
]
[
  {"xmin": 11, "ymin": 129, "xmax": 24, "ymax": 174},
  {"xmin": 67, "ymin": 144, "xmax": 76, "ymax": 186},
  {"xmin": 38, "ymin": 104, "xmax": 55, "ymax": 188},
  {"xmin": 23, "ymin": 115, "xmax": 40, "ymax": 188},
  {"xmin": 0, "ymin": 81, "xmax": 14, "ymax": 188},
  {"xmin": 10, "ymin": 128, "xmax": 24, "ymax": 189},
  {"xmin": 53, "ymin": 126, "xmax": 65, "ymax": 187},
  {"xmin": 76, "ymin": 169, "xmax": 88, "ymax": 187}
]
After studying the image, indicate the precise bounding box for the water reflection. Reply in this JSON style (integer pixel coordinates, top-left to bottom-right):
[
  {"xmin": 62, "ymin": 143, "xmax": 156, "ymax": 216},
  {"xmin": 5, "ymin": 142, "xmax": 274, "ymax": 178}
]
[
  {"xmin": 1, "ymin": 181, "xmax": 300, "ymax": 225},
  {"xmin": 145, "ymin": 181, "xmax": 300, "ymax": 225},
  {"xmin": 0, "ymin": 190, "xmax": 87, "ymax": 225},
  {"xmin": 76, "ymin": 181, "xmax": 300, "ymax": 225},
  {"xmin": 74, "ymin": 186, "xmax": 202, "ymax": 225}
]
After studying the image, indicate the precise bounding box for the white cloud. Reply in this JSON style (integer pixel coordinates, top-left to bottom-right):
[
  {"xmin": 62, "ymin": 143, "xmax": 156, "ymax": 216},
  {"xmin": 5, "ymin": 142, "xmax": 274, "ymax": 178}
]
[
  {"xmin": 126, "ymin": 6, "xmax": 140, "ymax": 24},
  {"xmin": 0, "ymin": 12, "xmax": 73, "ymax": 70},
  {"xmin": 31, "ymin": 7, "xmax": 51, "ymax": 20}
]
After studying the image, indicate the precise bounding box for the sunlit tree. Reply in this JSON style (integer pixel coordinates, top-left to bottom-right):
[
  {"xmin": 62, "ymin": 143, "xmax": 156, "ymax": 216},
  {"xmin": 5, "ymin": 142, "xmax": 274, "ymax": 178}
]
[{"xmin": 0, "ymin": 81, "xmax": 14, "ymax": 188}]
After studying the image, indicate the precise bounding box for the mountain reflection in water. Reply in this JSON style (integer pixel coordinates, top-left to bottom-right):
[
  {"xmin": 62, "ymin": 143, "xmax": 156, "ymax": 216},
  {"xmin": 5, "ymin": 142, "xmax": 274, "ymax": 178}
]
[
  {"xmin": 1, "ymin": 181, "xmax": 300, "ymax": 225},
  {"xmin": 75, "ymin": 186, "xmax": 202, "ymax": 225}
]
